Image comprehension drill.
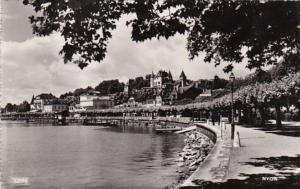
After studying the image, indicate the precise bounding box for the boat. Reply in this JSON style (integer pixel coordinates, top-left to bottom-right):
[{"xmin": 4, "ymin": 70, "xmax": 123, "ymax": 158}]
[
  {"xmin": 155, "ymin": 124, "xmax": 182, "ymax": 133},
  {"xmin": 56, "ymin": 115, "xmax": 67, "ymax": 125}
]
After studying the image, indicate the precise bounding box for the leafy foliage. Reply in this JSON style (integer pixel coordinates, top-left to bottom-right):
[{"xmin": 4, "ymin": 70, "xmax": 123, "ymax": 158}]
[
  {"xmin": 18, "ymin": 101, "xmax": 31, "ymax": 112},
  {"xmin": 60, "ymin": 91, "xmax": 74, "ymax": 99},
  {"xmin": 162, "ymin": 72, "xmax": 300, "ymax": 114},
  {"xmin": 95, "ymin": 79, "xmax": 124, "ymax": 95},
  {"xmin": 4, "ymin": 101, "xmax": 30, "ymax": 113},
  {"xmin": 4, "ymin": 103, "xmax": 18, "ymax": 112},
  {"xmin": 192, "ymin": 72, "xmax": 300, "ymax": 109},
  {"xmin": 23, "ymin": 0, "xmax": 300, "ymax": 71},
  {"xmin": 73, "ymin": 86, "xmax": 93, "ymax": 96},
  {"xmin": 213, "ymin": 75, "xmax": 229, "ymax": 89},
  {"xmin": 130, "ymin": 76, "xmax": 150, "ymax": 91}
]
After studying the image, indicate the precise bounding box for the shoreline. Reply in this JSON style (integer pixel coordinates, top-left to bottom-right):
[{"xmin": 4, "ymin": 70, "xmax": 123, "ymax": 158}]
[
  {"xmin": 167, "ymin": 129, "xmax": 215, "ymax": 189},
  {"xmin": 1, "ymin": 119, "xmax": 217, "ymax": 189}
]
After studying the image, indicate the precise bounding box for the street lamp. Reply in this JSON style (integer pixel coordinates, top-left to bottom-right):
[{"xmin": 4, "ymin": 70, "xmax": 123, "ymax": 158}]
[{"xmin": 229, "ymin": 72, "xmax": 235, "ymax": 140}]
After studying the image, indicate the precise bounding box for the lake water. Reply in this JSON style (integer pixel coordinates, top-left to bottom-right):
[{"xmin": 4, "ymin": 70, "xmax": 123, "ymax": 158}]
[{"xmin": 0, "ymin": 121, "xmax": 186, "ymax": 189}]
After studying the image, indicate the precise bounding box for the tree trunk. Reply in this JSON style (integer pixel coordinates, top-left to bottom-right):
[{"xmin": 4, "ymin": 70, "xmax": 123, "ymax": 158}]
[
  {"xmin": 228, "ymin": 108, "xmax": 232, "ymax": 124},
  {"xmin": 295, "ymin": 104, "xmax": 300, "ymax": 121},
  {"xmin": 212, "ymin": 110, "xmax": 215, "ymax": 126},
  {"xmin": 237, "ymin": 108, "xmax": 242, "ymax": 124},
  {"xmin": 242, "ymin": 105, "xmax": 249, "ymax": 124},
  {"xmin": 275, "ymin": 104, "xmax": 282, "ymax": 127},
  {"xmin": 248, "ymin": 106, "xmax": 253, "ymax": 125},
  {"xmin": 258, "ymin": 105, "xmax": 266, "ymax": 127}
]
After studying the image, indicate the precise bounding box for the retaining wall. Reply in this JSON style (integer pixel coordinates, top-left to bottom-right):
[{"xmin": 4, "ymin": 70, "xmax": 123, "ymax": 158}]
[{"xmin": 181, "ymin": 123, "xmax": 232, "ymax": 188}]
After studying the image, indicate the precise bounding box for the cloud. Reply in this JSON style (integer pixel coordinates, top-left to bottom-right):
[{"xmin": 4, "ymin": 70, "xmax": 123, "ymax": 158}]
[
  {"xmin": 1, "ymin": 17, "xmax": 251, "ymax": 106},
  {"xmin": 2, "ymin": 0, "xmax": 35, "ymax": 42}
]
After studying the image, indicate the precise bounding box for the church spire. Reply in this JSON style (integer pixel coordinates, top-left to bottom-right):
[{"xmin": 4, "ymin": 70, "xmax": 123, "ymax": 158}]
[
  {"xmin": 150, "ymin": 69, "xmax": 155, "ymax": 88},
  {"xmin": 168, "ymin": 70, "xmax": 173, "ymax": 81},
  {"xmin": 179, "ymin": 70, "xmax": 187, "ymax": 87},
  {"xmin": 30, "ymin": 95, "xmax": 35, "ymax": 104},
  {"xmin": 180, "ymin": 70, "xmax": 186, "ymax": 79}
]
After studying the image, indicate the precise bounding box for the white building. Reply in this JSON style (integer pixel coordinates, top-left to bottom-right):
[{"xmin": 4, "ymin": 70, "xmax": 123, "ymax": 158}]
[
  {"xmin": 155, "ymin": 95, "xmax": 163, "ymax": 106},
  {"xmin": 30, "ymin": 94, "xmax": 56, "ymax": 112},
  {"xmin": 150, "ymin": 70, "xmax": 173, "ymax": 88},
  {"xmin": 125, "ymin": 97, "xmax": 141, "ymax": 107},
  {"xmin": 79, "ymin": 91, "xmax": 115, "ymax": 110},
  {"xmin": 80, "ymin": 93, "xmax": 100, "ymax": 108},
  {"xmin": 69, "ymin": 104, "xmax": 86, "ymax": 112},
  {"xmin": 43, "ymin": 104, "xmax": 68, "ymax": 113},
  {"xmin": 142, "ymin": 95, "xmax": 163, "ymax": 108}
]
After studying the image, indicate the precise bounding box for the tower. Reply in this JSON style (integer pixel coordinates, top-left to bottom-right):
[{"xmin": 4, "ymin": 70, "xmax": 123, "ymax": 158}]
[
  {"xmin": 150, "ymin": 70, "xmax": 155, "ymax": 88},
  {"xmin": 179, "ymin": 70, "xmax": 187, "ymax": 87},
  {"xmin": 124, "ymin": 81, "xmax": 129, "ymax": 93},
  {"xmin": 30, "ymin": 95, "xmax": 35, "ymax": 111},
  {"xmin": 30, "ymin": 95, "xmax": 35, "ymax": 105},
  {"xmin": 168, "ymin": 70, "xmax": 173, "ymax": 82}
]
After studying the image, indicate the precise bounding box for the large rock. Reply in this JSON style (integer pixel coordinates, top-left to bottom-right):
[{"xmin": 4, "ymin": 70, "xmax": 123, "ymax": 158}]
[
  {"xmin": 188, "ymin": 165, "xmax": 197, "ymax": 171},
  {"xmin": 178, "ymin": 130, "xmax": 214, "ymax": 175}
]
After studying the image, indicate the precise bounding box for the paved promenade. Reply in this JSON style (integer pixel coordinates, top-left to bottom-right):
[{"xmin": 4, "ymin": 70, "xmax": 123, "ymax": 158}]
[
  {"xmin": 181, "ymin": 121, "xmax": 300, "ymax": 188},
  {"xmin": 227, "ymin": 122, "xmax": 300, "ymax": 180}
]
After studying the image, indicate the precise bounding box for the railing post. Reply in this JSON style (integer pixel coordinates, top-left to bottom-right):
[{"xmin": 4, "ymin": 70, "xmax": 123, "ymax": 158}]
[{"xmin": 237, "ymin": 131, "xmax": 241, "ymax": 147}]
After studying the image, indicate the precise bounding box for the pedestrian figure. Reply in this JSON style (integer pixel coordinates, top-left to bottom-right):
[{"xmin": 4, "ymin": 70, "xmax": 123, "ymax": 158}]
[
  {"xmin": 208, "ymin": 111, "xmax": 213, "ymax": 125},
  {"xmin": 228, "ymin": 110, "xmax": 232, "ymax": 125},
  {"xmin": 212, "ymin": 109, "xmax": 216, "ymax": 126}
]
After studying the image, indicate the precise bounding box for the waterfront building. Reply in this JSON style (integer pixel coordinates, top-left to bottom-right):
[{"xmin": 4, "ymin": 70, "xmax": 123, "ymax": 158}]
[
  {"xmin": 79, "ymin": 91, "xmax": 115, "ymax": 110},
  {"xmin": 124, "ymin": 97, "xmax": 141, "ymax": 107},
  {"xmin": 44, "ymin": 104, "xmax": 68, "ymax": 113},
  {"xmin": 155, "ymin": 95, "xmax": 163, "ymax": 106},
  {"xmin": 30, "ymin": 93, "xmax": 56, "ymax": 112},
  {"xmin": 79, "ymin": 91, "xmax": 101, "ymax": 107},
  {"xmin": 143, "ymin": 98, "xmax": 156, "ymax": 108},
  {"xmin": 69, "ymin": 104, "xmax": 86, "ymax": 112},
  {"xmin": 142, "ymin": 95, "xmax": 163, "ymax": 108},
  {"xmin": 93, "ymin": 97, "xmax": 115, "ymax": 109}
]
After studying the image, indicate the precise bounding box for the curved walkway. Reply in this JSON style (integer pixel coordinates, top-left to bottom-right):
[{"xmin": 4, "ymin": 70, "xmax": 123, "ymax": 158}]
[
  {"xmin": 181, "ymin": 122, "xmax": 300, "ymax": 188},
  {"xmin": 181, "ymin": 123, "xmax": 233, "ymax": 187}
]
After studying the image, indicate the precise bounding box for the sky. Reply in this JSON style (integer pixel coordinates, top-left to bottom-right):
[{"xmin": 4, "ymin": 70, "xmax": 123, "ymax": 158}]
[{"xmin": 1, "ymin": 0, "xmax": 251, "ymax": 106}]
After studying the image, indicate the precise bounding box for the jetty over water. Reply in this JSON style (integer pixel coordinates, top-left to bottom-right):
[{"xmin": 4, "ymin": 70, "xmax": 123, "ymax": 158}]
[{"xmin": 0, "ymin": 111, "xmax": 192, "ymax": 127}]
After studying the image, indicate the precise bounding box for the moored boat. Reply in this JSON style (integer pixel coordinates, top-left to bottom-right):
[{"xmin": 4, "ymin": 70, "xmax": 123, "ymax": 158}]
[{"xmin": 155, "ymin": 124, "xmax": 182, "ymax": 133}]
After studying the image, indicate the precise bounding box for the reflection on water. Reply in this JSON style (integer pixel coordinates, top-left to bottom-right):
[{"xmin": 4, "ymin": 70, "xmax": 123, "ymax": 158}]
[{"xmin": 1, "ymin": 122, "xmax": 185, "ymax": 189}]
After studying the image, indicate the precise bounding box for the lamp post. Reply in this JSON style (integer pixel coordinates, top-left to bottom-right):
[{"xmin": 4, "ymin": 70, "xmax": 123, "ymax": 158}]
[{"xmin": 229, "ymin": 72, "xmax": 235, "ymax": 140}]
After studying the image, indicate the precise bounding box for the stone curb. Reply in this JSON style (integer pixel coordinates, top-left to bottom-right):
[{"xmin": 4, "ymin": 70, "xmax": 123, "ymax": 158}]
[{"xmin": 180, "ymin": 123, "xmax": 233, "ymax": 187}]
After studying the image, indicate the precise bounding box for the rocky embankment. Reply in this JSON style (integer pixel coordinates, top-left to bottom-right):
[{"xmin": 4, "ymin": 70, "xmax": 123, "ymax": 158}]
[
  {"xmin": 177, "ymin": 130, "xmax": 215, "ymax": 181},
  {"xmin": 166, "ymin": 130, "xmax": 215, "ymax": 189},
  {"xmin": 180, "ymin": 130, "xmax": 214, "ymax": 172}
]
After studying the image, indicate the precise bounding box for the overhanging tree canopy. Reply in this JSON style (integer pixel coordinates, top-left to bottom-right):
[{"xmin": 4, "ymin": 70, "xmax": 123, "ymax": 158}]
[{"xmin": 23, "ymin": 0, "xmax": 299, "ymax": 71}]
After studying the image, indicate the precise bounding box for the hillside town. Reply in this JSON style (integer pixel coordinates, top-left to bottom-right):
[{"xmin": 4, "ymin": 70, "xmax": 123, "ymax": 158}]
[
  {"xmin": 3, "ymin": 63, "xmax": 300, "ymax": 128},
  {"xmin": 3, "ymin": 70, "xmax": 229, "ymax": 113}
]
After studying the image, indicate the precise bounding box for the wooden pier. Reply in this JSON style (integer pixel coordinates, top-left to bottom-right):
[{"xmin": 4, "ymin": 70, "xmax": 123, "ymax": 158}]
[{"xmin": 0, "ymin": 112, "xmax": 192, "ymax": 128}]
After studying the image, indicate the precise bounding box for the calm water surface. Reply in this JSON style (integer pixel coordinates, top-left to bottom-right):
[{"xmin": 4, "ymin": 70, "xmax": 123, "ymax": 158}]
[{"xmin": 1, "ymin": 121, "xmax": 185, "ymax": 189}]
